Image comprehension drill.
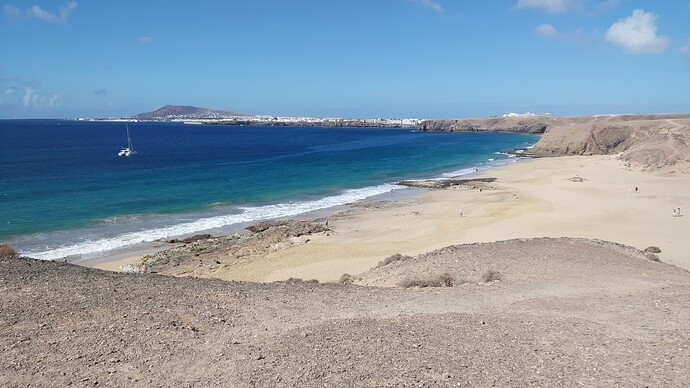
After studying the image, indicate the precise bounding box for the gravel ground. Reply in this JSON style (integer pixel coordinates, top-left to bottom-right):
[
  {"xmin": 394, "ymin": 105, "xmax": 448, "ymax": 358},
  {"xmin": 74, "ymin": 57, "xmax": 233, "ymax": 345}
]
[{"xmin": 2, "ymin": 238, "xmax": 689, "ymax": 387}]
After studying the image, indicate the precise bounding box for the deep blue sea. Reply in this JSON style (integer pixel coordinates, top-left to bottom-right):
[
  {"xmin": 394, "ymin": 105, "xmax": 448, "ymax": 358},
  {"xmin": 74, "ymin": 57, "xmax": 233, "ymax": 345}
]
[{"xmin": 0, "ymin": 120, "xmax": 538, "ymax": 260}]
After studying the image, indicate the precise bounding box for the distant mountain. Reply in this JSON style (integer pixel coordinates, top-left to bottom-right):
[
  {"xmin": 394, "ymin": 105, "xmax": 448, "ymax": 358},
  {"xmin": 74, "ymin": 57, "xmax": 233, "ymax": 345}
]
[{"xmin": 132, "ymin": 105, "xmax": 251, "ymax": 120}]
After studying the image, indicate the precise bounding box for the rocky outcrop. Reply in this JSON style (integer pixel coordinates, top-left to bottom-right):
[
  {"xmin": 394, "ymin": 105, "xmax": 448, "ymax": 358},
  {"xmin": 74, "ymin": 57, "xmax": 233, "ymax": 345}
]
[
  {"xmin": 417, "ymin": 116, "xmax": 555, "ymax": 134},
  {"xmin": 397, "ymin": 177, "xmax": 497, "ymax": 190},
  {"xmin": 420, "ymin": 114, "xmax": 690, "ymax": 171},
  {"xmin": 528, "ymin": 115, "xmax": 690, "ymax": 170},
  {"xmin": 141, "ymin": 220, "xmax": 329, "ymax": 275}
]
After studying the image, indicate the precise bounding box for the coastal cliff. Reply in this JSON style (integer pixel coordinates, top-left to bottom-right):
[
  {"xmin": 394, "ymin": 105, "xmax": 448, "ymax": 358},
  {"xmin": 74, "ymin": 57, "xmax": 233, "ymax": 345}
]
[
  {"xmin": 417, "ymin": 116, "xmax": 558, "ymax": 134},
  {"xmin": 419, "ymin": 114, "xmax": 690, "ymax": 171}
]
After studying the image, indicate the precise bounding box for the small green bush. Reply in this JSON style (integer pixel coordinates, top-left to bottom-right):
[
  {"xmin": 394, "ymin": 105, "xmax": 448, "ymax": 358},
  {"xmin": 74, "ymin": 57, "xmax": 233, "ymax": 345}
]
[
  {"xmin": 482, "ymin": 270, "xmax": 502, "ymax": 283},
  {"xmin": 644, "ymin": 246, "xmax": 662, "ymax": 253},
  {"xmin": 0, "ymin": 244, "xmax": 17, "ymax": 258}
]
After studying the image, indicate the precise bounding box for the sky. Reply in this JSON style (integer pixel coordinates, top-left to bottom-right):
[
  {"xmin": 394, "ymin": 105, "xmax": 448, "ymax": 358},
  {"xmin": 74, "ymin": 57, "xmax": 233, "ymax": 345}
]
[{"xmin": 1, "ymin": 0, "xmax": 689, "ymax": 119}]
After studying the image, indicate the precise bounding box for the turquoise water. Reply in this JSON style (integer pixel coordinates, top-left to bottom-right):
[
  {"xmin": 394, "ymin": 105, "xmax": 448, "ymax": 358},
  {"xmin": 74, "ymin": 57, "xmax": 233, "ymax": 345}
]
[{"xmin": 0, "ymin": 120, "xmax": 537, "ymax": 259}]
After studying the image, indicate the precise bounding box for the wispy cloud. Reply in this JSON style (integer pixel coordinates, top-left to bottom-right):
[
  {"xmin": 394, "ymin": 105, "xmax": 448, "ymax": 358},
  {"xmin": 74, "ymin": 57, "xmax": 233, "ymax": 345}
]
[
  {"xmin": 588, "ymin": 0, "xmax": 622, "ymax": 16},
  {"xmin": 94, "ymin": 89, "xmax": 108, "ymax": 96},
  {"xmin": 4, "ymin": 1, "xmax": 78, "ymax": 23},
  {"xmin": 21, "ymin": 86, "xmax": 62, "ymax": 108},
  {"xmin": 515, "ymin": 0, "xmax": 582, "ymax": 14},
  {"xmin": 535, "ymin": 23, "xmax": 584, "ymax": 42},
  {"xmin": 605, "ymin": 9, "xmax": 670, "ymax": 54},
  {"xmin": 410, "ymin": 0, "xmax": 445, "ymax": 13},
  {"xmin": 22, "ymin": 87, "xmax": 37, "ymax": 107},
  {"xmin": 138, "ymin": 36, "xmax": 154, "ymax": 44},
  {"xmin": 681, "ymin": 42, "xmax": 690, "ymax": 58}
]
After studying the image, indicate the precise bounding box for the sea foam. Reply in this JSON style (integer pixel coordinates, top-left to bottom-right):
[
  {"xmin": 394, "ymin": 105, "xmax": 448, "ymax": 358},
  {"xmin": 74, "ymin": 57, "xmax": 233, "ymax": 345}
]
[{"xmin": 24, "ymin": 184, "xmax": 396, "ymax": 261}]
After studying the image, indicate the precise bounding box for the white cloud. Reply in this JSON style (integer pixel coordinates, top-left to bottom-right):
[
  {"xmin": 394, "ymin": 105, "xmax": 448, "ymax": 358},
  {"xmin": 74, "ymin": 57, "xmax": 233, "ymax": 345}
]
[
  {"xmin": 410, "ymin": 0, "xmax": 445, "ymax": 13},
  {"xmin": 138, "ymin": 36, "xmax": 154, "ymax": 44},
  {"xmin": 605, "ymin": 9, "xmax": 670, "ymax": 54},
  {"xmin": 23, "ymin": 87, "xmax": 37, "ymax": 107},
  {"xmin": 515, "ymin": 0, "xmax": 581, "ymax": 14},
  {"xmin": 4, "ymin": 2, "xmax": 78, "ymax": 23},
  {"xmin": 5, "ymin": 87, "xmax": 16, "ymax": 95},
  {"xmin": 20, "ymin": 86, "xmax": 61, "ymax": 109},
  {"xmin": 535, "ymin": 23, "xmax": 584, "ymax": 42},
  {"xmin": 48, "ymin": 93, "xmax": 61, "ymax": 108}
]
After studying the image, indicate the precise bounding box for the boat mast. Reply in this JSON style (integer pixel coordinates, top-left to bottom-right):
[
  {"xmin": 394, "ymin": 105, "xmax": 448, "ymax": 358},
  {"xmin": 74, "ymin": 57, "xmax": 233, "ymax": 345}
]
[{"xmin": 126, "ymin": 124, "xmax": 133, "ymax": 150}]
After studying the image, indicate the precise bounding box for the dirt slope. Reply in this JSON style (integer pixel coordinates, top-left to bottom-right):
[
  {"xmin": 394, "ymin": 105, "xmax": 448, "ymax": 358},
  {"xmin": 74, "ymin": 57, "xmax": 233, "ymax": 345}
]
[{"xmin": 2, "ymin": 238, "xmax": 689, "ymax": 387}]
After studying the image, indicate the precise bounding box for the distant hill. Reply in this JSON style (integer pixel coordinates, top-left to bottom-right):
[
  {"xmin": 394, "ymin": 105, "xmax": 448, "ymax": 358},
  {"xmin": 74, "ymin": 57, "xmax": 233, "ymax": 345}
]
[{"xmin": 132, "ymin": 105, "xmax": 251, "ymax": 120}]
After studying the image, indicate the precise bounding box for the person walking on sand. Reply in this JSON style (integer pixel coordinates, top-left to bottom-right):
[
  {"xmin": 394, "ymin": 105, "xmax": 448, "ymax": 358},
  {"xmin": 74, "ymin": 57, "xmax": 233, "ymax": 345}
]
[{"xmin": 459, "ymin": 209, "xmax": 464, "ymax": 217}]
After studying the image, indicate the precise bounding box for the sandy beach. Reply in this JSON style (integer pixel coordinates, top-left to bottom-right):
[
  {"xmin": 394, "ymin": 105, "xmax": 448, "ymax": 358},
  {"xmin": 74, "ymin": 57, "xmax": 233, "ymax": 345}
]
[
  {"xmin": 255, "ymin": 155, "xmax": 689, "ymax": 281},
  {"xmin": 99, "ymin": 154, "xmax": 689, "ymax": 281}
]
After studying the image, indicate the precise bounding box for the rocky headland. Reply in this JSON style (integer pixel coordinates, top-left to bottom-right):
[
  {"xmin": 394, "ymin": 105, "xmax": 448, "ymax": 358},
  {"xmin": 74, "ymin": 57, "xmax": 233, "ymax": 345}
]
[{"xmin": 419, "ymin": 114, "xmax": 690, "ymax": 171}]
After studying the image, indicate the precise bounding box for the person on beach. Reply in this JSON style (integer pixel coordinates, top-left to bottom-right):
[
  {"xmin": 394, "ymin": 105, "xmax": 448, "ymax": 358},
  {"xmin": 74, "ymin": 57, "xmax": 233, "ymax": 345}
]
[{"xmin": 459, "ymin": 209, "xmax": 464, "ymax": 217}]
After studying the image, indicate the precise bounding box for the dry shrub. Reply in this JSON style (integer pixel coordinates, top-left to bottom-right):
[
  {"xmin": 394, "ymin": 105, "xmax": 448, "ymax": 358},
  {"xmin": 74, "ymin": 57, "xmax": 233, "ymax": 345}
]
[
  {"xmin": 399, "ymin": 272, "xmax": 455, "ymax": 288},
  {"xmin": 644, "ymin": 246, "xmax": 662, "ymax": 253},
  {"xmin": 339, "ymin": 273, "xmax": 354, "ymax": 284},
  {"xmin": 0, "ymin": 244, "xmax": 17, "ymax": 258},
  {"xmin": 377, "ymin": 253, "xmax": 412, "ymax": 268},
  {"xmin": 438, "ymin": 272, "xmax": 455, "ymax": 287},
  {"xmin": 481, "ymin": 270, "xmax": 502, "ymax": 283},
  {"xmin": 646, "ymin": 253, "xmax": 661, "ymax": 262},
  {"xmin": 286, "ymin": 277, "xmax": 319, "ymax": 284}
]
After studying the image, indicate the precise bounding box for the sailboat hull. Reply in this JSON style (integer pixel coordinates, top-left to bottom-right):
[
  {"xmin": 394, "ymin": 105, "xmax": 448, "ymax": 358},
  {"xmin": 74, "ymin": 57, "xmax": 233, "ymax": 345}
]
[{"xmin": 117, "ymin": 125, "xmax": 137, "ymax": 157}]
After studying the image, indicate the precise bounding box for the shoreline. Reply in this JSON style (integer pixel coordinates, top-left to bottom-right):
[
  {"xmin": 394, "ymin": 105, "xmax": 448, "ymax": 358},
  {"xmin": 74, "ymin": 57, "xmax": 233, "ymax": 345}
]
[
  {"xmin": 85, "ymin": 186, "xmax": 428, "ymax": 271},
  {"xmin": 95, "ymin": 154, "xmax": 690, "ymax": 279}
]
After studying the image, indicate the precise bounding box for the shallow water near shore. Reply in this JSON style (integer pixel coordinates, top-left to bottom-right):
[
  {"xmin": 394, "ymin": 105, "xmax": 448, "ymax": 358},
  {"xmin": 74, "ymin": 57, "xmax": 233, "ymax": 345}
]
[{"xmin": 0, "ymin": 120, "xmax": 537, "ymax": 260}]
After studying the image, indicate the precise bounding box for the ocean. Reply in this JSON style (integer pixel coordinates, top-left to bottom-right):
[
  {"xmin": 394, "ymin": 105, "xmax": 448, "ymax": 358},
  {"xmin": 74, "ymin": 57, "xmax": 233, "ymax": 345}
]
[{"xmin": 0, "ymin": 120, "xmax": 538, "ymax": 260}]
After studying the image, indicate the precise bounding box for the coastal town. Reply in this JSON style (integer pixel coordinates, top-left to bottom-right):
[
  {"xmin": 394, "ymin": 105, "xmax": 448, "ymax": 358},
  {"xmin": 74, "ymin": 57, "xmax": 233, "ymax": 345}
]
[{"xmin": 76, "ymin": 105, "xmax": 424, "ymax": 128}]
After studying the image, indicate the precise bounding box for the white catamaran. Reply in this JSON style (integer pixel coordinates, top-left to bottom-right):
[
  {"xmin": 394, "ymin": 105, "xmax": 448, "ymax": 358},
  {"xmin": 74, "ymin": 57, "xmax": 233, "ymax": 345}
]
[{"xmin": 118, "ymin": 124, "xmax": 138, "ymax": 157}]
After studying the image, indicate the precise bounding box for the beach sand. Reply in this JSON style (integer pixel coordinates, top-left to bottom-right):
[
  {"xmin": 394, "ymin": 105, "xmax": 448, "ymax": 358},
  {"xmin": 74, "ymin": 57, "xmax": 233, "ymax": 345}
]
[{"xmin": 94, "ymin": 155, "xmax": 690, "ymax": 281}]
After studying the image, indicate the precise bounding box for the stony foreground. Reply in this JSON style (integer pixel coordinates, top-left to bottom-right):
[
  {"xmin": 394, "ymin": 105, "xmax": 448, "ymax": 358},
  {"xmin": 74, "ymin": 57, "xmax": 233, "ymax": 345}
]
[{"xmin": 2, "ymin": 238, "xmax": 690, "ymax": 387}]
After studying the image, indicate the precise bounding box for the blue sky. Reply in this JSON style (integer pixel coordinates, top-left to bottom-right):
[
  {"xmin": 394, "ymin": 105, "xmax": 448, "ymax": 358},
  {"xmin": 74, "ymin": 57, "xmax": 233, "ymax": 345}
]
[{"xmin": 1, "ymin": 0, "xmax": 689, "ymax": 119}]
